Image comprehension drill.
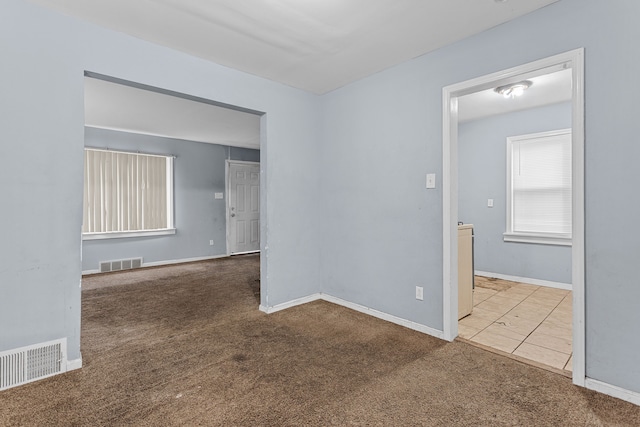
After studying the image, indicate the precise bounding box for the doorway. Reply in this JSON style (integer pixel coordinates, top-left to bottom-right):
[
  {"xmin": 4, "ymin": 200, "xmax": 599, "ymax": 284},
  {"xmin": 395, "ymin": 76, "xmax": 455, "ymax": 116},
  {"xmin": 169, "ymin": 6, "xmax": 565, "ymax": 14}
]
[
  {"xmin": 442, "ymin": 49, "xmax": 585, "ymax": 385},
  {"xmin": 82, "ymin": 72, "xmax": 263, "ymax": 270}
]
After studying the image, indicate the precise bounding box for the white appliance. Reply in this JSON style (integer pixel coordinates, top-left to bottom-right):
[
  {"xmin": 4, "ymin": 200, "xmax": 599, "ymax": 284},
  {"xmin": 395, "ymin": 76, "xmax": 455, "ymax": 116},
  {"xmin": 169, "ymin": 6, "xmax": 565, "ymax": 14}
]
[{"xmin": 458, "ymin": 224, "xmax": 474, "ymax": 320}]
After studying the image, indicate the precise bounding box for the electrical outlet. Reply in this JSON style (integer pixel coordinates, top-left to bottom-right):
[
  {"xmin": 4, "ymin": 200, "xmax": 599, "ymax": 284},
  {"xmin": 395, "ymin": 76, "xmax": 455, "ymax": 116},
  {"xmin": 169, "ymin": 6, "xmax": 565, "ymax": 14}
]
[
  {"xmin": 415, "ymin": 286, "xmax": 424, "ymax": 301},
  {"xmin": 209, "ymin": 240, "xmax": 214, "ymax": 246}
]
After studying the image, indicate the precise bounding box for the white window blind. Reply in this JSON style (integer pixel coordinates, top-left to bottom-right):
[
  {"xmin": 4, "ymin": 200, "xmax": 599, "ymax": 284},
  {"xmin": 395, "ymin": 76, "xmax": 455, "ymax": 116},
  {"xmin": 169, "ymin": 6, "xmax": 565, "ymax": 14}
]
[
  {"xmin": 506, "ymin": 130, "xmax": 572, "ymax": 245},
  {"xmin": 83, "ymin": 148, "xmax": 174, "ymax": 237}
]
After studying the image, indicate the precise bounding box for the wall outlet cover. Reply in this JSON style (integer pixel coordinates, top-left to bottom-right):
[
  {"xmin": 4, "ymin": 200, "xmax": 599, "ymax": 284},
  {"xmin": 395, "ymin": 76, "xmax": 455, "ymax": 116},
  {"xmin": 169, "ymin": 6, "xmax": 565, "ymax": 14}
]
[{"xmin": 426, "ymin": 174, "xmax": 436, "ymax": 189}]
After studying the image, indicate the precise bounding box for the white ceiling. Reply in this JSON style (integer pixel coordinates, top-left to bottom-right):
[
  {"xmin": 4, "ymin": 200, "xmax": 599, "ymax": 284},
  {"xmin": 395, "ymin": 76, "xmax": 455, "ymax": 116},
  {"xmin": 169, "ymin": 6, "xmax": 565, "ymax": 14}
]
[
  {"xmin": 85, "ymin": 77, "xmax": 261, "ymax": 149},
  {"xmin": 66, "ymin": 0, "xmax": 565, "ymax": 146},
  {"xmin": 30, "ymin": 0, "xmax": 559, "ymax": 94},
  {"xmin": 458, "ymin": 67, "xmax": 572, "ymax": 122}
]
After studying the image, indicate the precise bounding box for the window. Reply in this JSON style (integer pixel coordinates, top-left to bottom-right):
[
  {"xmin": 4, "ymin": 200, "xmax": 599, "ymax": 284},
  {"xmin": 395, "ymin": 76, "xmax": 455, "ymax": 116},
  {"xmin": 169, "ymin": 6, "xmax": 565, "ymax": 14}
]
[
  {"xmin": 505, "ymin": 129, "xmax": 571, "ymax": 246},
  {"xmin": 83, "ymin": 148, "xmax": 175, "ymax": 240}
]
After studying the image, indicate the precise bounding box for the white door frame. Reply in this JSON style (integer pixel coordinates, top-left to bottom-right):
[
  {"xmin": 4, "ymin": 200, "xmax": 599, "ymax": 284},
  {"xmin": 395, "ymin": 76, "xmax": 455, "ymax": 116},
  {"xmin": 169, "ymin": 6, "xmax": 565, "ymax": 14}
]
[
  {"xmin": 226, "ymin": 159, "xmax": 261, "ymax": 256},
  {"xmin": 441, "ymin": 48, "xmax": 585, "ymax": 386}
]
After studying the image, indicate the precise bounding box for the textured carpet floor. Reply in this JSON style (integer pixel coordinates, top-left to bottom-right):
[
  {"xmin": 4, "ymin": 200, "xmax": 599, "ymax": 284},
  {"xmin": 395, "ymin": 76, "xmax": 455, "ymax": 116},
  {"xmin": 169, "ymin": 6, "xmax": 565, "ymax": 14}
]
[{"xmin": 1, "ymin": 255, "xmax": 639, "ymax": 426}]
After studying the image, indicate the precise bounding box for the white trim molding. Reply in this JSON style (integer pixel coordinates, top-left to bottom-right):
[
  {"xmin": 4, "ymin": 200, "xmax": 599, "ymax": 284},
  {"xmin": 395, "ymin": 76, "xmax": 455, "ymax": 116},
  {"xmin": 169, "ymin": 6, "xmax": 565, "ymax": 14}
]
[
  {"xmin": 82, "ymin": 254, "xmax": 229, "ymax": 275},
  {"xmin": 259, "ymin": 293, "xmax": 322, "ymax": 314},
  {"xmin": 144, "ymin": 255, "xmax": 230, "ymax": 268},
  {"xmin": 231, "ymin": 250, "xmax": 261, "ymax": 256},
  {"xmin": 503, "ymin": 232, "xmax": 571, "ymax": 246},
  {"xmin": 83, "ymin": 228, "xmax": 176, "ymax": 241},
  {"xmin": 321, "ymin": 294, "xmax": 445, "ymax": 339},
  {"xmin": 259, "ymin": 293, "xmax": 444, "ymax": 340},
  {"xmin": 585, "ymin": 378, "xmax": 640, "ymax": 407},
  {"xmin": 67, "ymin": 357, "xmax": 83, "ymax": 371},
  {"xmin": 475, "ymin": 271, "xmax": 571, "ymax": 291},
  {"xmin": 442, "ymin": 48, "xmax": 585, "ymax": 385}
]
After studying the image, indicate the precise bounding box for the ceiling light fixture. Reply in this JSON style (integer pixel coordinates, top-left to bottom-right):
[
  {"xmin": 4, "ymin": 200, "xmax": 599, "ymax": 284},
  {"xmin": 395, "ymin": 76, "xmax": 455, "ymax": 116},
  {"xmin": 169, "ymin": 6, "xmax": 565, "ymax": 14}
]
[{"xmin": 494, "ymin": 80, "xmax": 532, "ymax": 99}]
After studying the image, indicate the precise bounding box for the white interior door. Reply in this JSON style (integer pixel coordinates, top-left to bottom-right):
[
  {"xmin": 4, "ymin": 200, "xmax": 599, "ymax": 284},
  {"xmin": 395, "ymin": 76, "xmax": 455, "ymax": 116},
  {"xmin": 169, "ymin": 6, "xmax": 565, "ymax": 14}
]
[{"xmin": 228, "ymin": 161, "xmax": 260, "ymax": 254}]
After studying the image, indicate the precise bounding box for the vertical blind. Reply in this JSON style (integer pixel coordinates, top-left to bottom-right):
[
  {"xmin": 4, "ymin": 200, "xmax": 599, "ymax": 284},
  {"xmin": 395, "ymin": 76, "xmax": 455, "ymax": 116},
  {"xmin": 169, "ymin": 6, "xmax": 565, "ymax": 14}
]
[
  {"xmin": 83, "ymin": 149, "xmax": 170, "ymax": 234},
  {"xmin": 510, "ymin": 131, "xmax": 572, "ymax": 236}
]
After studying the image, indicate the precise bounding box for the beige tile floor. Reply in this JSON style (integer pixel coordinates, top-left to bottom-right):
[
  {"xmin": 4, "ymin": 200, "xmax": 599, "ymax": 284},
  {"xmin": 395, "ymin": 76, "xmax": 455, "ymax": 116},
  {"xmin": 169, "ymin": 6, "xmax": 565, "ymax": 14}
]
[{"xmin": 459, "ymin": 276, "xmax": 572, "ymax": 371}]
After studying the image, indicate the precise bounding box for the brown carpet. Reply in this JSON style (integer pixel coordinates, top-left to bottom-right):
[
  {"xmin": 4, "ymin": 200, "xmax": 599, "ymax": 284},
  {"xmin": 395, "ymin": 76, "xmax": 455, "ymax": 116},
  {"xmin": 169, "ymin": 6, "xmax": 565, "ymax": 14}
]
[{"xmin": 1, "ymin": 255, "xmax": 639, "ymax": 426}]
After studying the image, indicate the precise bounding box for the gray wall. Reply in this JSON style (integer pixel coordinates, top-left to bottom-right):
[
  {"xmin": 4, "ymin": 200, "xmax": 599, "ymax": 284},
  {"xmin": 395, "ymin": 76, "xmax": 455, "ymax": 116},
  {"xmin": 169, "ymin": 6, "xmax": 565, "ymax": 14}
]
[
  {"xmin": 1, "ymin": 0, "xmax": 322, "ymax": 362},
  {"xmin": 82, "ymin": 127, "xmax": 259, "ymax": 272},
  {"xmin": 320, "ymin": 0, "xmax": 640, "ymax": 393},
  {"xmin": 458, "ymin": 103, "xmax": 572, "ymax": 284}
]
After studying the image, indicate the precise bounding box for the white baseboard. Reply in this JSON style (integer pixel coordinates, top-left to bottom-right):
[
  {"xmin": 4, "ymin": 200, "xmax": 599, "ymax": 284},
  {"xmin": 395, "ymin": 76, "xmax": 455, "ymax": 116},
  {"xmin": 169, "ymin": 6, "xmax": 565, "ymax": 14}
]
[
  {"xmin": 586, "ymin": 378, "xmax": 640, "ymax": 406},
  {"xmin": 475, "ymin": 270, "xmax": 572, "ymax": 291},
  {"xmin": 82, "ymin": 254, "xmax": 229, "ymax": 275},
  {"xmin": 231, "ymin": 250, "xmax": 261, "ymax": 256},
  {"xmin": 67, "ymin": 356, "xmax": 83, "ymax": 371},
  {"xmin": 144, "ymin": 254, "xmax": 230, "ymax": 268},
  {"xmin": 260, "ymin": 293, "xmax": 444, "ymax": 340},
  {"xmin": 320, "ymin": 294, "xmax": 445, "ymax": 339},
  {"xmin": 259, "ymin": 293, "xmax": 322, "ymax": 314}
]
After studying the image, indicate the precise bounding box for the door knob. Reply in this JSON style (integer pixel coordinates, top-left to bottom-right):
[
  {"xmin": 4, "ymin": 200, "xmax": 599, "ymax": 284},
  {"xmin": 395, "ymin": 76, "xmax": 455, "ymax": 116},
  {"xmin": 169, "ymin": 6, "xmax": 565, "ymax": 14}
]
[{"xmin": 231, "ymin": 213, "xmax": 236, "ymax": 217}]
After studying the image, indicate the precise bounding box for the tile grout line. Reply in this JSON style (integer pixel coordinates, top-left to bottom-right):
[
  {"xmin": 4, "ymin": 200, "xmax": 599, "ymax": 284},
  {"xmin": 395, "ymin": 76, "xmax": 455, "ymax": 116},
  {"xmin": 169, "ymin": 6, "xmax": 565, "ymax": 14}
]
[
  {"xmin": 476, "ymin": 285, "xmax": 561, "ymax": 349},
  {"xmin": 464, "ymin": 280, "xmax": 573, "ymax": 370},
  {"xmin": 461, "ymin": 284, "xmax": 496, "ymax": 338},
  {"xmin": 466, "ymin": 283, "xmax": 531, "ymax": 342},
  {"xmin": 509, "ymin": 291, "xmax": 570, "ymax": 360}
]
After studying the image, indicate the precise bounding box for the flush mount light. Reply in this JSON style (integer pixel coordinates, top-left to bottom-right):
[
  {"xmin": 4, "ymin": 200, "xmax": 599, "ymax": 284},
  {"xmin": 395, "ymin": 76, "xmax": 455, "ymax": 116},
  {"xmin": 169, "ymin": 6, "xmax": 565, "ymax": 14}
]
[{"xmin": 494, "ymin": 80, "xmax": 532, "ymax": 98}]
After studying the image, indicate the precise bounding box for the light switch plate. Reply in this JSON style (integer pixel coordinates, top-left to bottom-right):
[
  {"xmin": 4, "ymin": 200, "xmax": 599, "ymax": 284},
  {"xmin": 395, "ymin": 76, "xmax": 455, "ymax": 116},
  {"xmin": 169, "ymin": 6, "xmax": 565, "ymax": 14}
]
[
  {"xmin": 426, "ymin": 173, "xmax": 436, "ymax": 189},
  {"xmin": 488, "ymin": 198, "xmax": 494, "ymax": 208},
  {"xmin": 214, "ymin": 192, "xmax": 224, "ymax": 199}
]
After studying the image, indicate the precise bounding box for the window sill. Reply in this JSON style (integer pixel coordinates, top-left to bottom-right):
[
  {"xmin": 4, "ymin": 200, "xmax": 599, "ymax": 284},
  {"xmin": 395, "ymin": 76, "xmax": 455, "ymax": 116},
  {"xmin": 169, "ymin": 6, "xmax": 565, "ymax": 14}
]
[
  {"xmin": 503, "ymin": 232, "xmax": 572, "ymax": 246},
  {"xmin": 82, "ymin": 228, "xmax": 176, "ymax": 241}
]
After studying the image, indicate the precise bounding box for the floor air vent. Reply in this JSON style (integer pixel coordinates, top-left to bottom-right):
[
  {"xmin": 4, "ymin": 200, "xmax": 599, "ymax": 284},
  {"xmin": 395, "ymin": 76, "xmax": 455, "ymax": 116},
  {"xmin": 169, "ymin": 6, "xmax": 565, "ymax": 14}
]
[
  {"xmin": 100, "ymin": 257, "xmax": 143, "ymax": 273},
  {"xmin": 0, "ymin": 339, "xmax": 67, "ymax": 391}
]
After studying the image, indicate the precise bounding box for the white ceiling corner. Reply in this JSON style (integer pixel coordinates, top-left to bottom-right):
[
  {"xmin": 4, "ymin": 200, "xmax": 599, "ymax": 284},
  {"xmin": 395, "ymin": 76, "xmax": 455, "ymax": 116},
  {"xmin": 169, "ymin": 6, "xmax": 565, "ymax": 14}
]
[
  {"xmin": 45, "ymin": 0, "xmax": 564, "ymax": 145},
  {"xmin": 29, "ymin": 0, "xmax": 560, "ymax": 94},
  {"xmin": 458, "ymin": 67, "xmax": 572, "ymax": 123}
]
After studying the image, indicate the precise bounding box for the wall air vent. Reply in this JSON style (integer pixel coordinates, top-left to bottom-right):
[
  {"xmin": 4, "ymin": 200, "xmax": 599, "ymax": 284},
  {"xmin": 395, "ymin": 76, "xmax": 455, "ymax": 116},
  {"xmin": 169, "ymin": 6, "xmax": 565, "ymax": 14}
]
[
  {"xmin": 99, "ymin": 257, "xmax": 143, "ymax": 273},
  {"xmin": 0, "ymin": 339, "xmax": 67, "ymax": 391}
]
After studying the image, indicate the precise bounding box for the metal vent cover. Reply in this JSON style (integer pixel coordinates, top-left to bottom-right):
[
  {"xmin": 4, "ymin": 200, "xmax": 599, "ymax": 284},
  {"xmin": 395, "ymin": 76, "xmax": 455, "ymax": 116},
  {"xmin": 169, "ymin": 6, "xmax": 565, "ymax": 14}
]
[
  {"xmin": 98, "ymin": 257, "xmax": 143, "ymax": 273},
  {"xmin": 100, "ymin": 261, "xmax": 111, "ymax": 273},
  {"xmin": 0, "ymin": 339, "xmax": 67, "ymax": 391}
]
